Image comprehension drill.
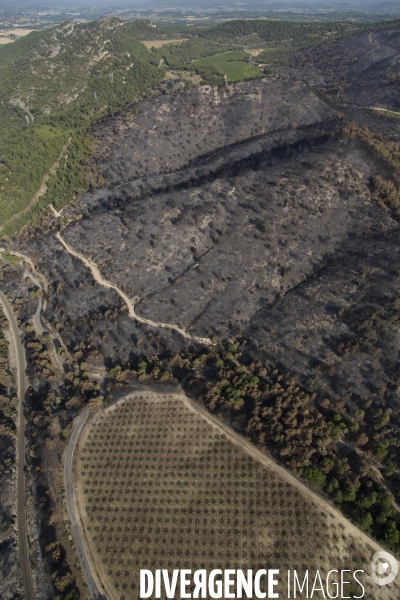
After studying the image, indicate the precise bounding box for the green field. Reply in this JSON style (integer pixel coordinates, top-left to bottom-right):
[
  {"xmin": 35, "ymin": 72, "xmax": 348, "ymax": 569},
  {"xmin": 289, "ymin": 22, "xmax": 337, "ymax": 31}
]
[{"xmin": 193, "ymin": 51, "xmax": 263, "ymax": 82}]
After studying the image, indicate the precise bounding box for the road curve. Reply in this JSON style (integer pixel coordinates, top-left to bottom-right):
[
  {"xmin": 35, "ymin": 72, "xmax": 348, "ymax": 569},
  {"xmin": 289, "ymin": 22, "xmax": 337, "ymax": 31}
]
[
  {"xmin": 56, "ymin": 232, "xmax": 213, "ymax": 346},
  {"xmin": 64, "ymin": 411, "xmax": 105, "ymax": 600},
  {"xmin": 24, "ymin": 270, "xmax": 65, "ymax": 370},
  {"xmin": 0, "ymin": 291, "xmax": 36, "ymax": 600}
]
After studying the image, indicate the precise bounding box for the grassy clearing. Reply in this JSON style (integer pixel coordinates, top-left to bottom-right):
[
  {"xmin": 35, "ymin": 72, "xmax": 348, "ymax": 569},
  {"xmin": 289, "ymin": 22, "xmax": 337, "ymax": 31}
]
[
  {"xmin": 0, "ymin": 250, "xmax": 21, "ymax": 263},
  {"xmin": 192, "ymin": 51, "xmax": 262, "ymax": 82},
  {"xmin": 219, "ymin": 61, "xmax": 263, "ymax": 83},
  {"xmin": 75, "ymin": 392, "xmax": 387, "ymax": 600}
]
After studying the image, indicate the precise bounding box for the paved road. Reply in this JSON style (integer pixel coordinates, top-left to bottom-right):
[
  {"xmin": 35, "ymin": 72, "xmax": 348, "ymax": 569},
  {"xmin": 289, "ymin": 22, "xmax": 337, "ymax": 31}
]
[
  {"xmin": 64, "ymin": 411, "xmax": 105, "ymax": 600},
  {"xmin": 0, "ymin": 291, "xmax": 36, "ymax": 600}
]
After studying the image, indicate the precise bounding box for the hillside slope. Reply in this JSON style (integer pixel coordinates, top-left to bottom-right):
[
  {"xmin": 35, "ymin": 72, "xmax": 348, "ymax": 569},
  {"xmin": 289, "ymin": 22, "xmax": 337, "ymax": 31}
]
[
  {"xmin": 3, "ymin": 18, "xmax": 400, "ymax": 598},
  {"xmin": 291, "ymin": 27, "xmax": 400, "ymax": 110},
  {"xmin": 14, "ymin": 60, "xmax": 400, "ymax": 558},
  {"xmin": 0, "ymin": 17, "xmax": 389, "ymax": 237},
  {"xmin": 0, "ymin": 18, "xmax": 166, "ymax": 236}
]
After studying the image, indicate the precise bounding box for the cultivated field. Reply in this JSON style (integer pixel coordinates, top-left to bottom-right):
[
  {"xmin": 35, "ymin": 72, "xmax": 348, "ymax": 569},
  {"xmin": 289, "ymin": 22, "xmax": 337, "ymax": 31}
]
[
  {"xmin": 0, "ymin": 28, "xmax": 37, "ymax": 36},
  {"xmin": 0, "ymin": 28, "xmax": 37, "ymax": 43},
  {"xmin": 73, "ymin": 392, "xmax": 398, "ymax": 600},
  {"xmin": 141, "ymin": 39, "xmax": 187, "ymax": 49},
  {"xmin": 192, "ymin": 51, "xmax": 262, "ymax": 82}
]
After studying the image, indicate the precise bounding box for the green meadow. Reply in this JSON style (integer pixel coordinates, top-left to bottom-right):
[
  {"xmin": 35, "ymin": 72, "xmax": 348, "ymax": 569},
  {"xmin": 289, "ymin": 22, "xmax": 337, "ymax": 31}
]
[{"xmin": 193, "ymin": 51, "xmax": 263, "ymax": 83}]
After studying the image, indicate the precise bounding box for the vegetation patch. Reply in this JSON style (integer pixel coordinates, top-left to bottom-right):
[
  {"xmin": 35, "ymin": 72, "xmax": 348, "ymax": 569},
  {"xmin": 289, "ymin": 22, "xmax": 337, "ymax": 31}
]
[
  {"xmin": 193, "ymin": 51, "xmax": 262, "ymax": 83},
  {"xmin": 0, "ymin": 18, "xmax": 166, "ymax": 237},
  {"xmin": 76, "ymin": 392, "xmax": 378, "ymax": 599},
  {"xmin": 0, "ymin": 17, "xmax": 394, "ymax": 235},
  {"xmin": 193, "ymin": 50, "xmax": 251, "ymax": 65}
]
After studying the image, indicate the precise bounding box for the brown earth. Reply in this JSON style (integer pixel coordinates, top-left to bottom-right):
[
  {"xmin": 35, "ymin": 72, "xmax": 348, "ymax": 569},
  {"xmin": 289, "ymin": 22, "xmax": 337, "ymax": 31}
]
[
  {"xmin": 141, "ymin": 39, "xmax": 188, "ymax": 48},
  {"xmin": 74, "ymin": 391, "xmax": 394, "ymax": 599}
]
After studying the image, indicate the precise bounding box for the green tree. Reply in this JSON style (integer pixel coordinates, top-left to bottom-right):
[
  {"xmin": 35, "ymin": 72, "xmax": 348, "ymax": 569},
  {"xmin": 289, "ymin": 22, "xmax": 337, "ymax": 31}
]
[
  {"xmin": 302, "ymin": 467, "xmax": 326, "ymax": 488},
  {"xmin": 358, "ymin": 511, "xmax": 374, "ymax": 532},
  {"xmin": 109, "ymin": 365, "xmax": 122, "ymax": 380},
  {"xmin": 384, "ymin": 519, "xmax": 400, "ymax": 548}
]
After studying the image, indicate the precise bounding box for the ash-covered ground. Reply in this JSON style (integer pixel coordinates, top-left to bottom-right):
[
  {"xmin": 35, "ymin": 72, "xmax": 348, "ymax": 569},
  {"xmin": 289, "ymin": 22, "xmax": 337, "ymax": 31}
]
[
  {"xmin": 18, "ymin": 74, "xmax": 400, "ymax": 408},
  {"xmin": 290, "ymin": 27, "xmax": 400, "ymax": 111}
]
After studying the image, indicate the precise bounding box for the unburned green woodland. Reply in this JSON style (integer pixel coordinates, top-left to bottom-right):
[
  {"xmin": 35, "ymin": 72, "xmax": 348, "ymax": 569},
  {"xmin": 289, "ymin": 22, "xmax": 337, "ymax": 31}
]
[
  {"xmin": 104, "ymin": 342, "xmax": 400, "ymax": 553},
  {"xmin": 1, "ymin": 17, "xmax": 400, "ymax": 237},
  {"xmin": 0, "ymin": 19, "xmax": 165, "ymax": 237}
]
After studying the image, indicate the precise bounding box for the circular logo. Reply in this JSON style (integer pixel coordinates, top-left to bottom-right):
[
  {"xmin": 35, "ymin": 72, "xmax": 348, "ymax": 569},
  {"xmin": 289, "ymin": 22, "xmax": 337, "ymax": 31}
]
[{"xmin": 372, "ymin": 551, "xmax": 398, "ymax": 586}]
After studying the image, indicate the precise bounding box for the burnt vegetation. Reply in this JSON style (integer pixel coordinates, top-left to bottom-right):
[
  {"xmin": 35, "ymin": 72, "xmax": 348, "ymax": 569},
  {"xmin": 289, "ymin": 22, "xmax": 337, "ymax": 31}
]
[
  {"xmin": 14, "ymin": 64, "xmax": 400, "ymax": 558},
  {"xmin": 0, "ymin": 305, "xmax": 21, "ymax": 597},
  {"xmin": 3, "ymin": 16, "xmax": 400, "ymax": 598}
]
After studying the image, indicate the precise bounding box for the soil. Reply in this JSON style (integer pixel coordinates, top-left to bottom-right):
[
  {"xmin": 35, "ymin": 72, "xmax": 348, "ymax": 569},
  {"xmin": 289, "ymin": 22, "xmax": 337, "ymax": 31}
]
[
  {"xmin": 74, "ymin": 390, "xmax": 390, "ymax": 600},
  {"xmin": 141, "ymin": 39, "xmax": 187, "ymax": 48}
]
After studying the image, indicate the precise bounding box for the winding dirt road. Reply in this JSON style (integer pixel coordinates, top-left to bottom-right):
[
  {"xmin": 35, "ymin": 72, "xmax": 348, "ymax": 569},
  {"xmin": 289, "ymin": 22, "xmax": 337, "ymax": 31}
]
[
  {"xmin": 0, "ymin": 247, "xmax": 48, "ymax": 291},
  {"xmin": 0, "ymin": 291, "xmax": 36, "ymax": 600},
  {"xmin": 56, "ymin": 232, "xmax": 212, "ymax": 346},
  {"xmin": 24, "ymin": 270, "xmax": 65, "ymax": 369},
  {"xmin": 367, "ymin": 31, "xmax": 380, "ymax": 55}
]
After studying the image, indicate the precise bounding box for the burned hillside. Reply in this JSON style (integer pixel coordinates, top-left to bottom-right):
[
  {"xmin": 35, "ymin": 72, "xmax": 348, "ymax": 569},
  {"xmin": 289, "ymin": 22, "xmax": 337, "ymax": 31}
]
[
  {"xmin": 3, "ymin": 26, "xmax": 400, "ymax": 559},
  {"xmin": 290, "ymin": 27, "xmax": 400, "ymax": 111},
  {"xmin": 18, "ymin": 72, "xmax": 400, "ymax": 403}
]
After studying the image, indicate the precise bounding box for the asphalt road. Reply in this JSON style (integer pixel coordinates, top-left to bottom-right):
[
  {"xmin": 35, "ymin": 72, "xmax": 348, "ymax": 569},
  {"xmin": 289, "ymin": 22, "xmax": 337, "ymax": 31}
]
[
  {"xmin": 64, "ymin": 411, "xmax": 105, "ymax": 600},
  {"xmin": 0, "ymin": 290, "xmax": 36, "ymax": 600}
]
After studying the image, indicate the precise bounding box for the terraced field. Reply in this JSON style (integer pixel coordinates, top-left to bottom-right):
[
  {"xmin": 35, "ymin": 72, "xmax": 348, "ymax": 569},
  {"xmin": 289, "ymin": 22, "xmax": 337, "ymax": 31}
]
[{"xmin": 73, "ymin": 392, "xmax": 397, "ymax": 600}]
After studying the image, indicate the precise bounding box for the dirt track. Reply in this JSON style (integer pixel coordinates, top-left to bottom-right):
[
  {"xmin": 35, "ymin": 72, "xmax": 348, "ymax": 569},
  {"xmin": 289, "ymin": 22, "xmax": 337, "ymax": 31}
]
[
  {"xmin": 56, "ymin": 231, "xmax": 212, "ymax": 345},
  {"xmin": 0, "ymin": 137, "xmax": 71, "ymax": 233}
]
